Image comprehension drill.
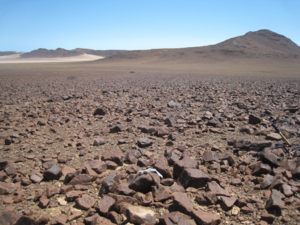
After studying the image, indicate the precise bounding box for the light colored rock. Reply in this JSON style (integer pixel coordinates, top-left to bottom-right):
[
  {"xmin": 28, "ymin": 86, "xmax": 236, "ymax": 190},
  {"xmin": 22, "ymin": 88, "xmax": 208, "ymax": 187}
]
[{"xmin": 126, "ymin": 205, "xmax": 156, "ymax": 225}]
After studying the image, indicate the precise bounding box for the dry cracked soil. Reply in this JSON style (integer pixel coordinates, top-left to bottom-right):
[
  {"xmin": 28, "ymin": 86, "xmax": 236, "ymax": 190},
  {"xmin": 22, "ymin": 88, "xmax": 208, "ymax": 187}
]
[{"xmin": 0, "ymin": 64, "xmax": 300, "ymax": 225}]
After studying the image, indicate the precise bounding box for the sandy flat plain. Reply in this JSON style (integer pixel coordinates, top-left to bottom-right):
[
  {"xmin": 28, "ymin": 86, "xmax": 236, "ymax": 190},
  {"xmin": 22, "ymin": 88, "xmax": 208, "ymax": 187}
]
[{"xmin": 0, "ymin": 53, "xmax": 103, "ymax": 63}]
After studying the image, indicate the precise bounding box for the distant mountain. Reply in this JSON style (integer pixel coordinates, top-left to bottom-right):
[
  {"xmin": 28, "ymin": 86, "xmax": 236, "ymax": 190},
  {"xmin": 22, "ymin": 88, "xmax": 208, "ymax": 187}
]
[
  {"xmin": 20, "ymin": 48, "xmax": 127, "ymax": 58},
  {"xmin": 0, "ymin": 51, "xmax": 23, "ymax": 56},
  {"xmin": 98, "ymin": 29, "xmax": 300, "ymax": 64}
]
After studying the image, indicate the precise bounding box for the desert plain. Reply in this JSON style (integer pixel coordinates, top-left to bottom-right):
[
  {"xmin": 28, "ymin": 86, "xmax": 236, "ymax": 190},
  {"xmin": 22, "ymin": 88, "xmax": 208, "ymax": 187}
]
[{"xmin": 0, "ymin": 30, "xmax": 300, "ymax": 225}]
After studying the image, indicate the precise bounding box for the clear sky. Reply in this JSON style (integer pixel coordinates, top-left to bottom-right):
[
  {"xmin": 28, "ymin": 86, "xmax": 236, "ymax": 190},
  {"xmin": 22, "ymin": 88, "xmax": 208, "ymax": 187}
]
[{"xmin": 1, "ymin": 0, "xmax": 299, "ymax": 52}]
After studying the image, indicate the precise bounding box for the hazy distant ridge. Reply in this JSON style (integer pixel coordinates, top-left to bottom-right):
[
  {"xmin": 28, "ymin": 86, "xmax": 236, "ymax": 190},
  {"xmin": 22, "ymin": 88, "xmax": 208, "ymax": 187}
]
[{"xmin": 21, "ymin": 48, "xmax": 127, "ymax": 58}]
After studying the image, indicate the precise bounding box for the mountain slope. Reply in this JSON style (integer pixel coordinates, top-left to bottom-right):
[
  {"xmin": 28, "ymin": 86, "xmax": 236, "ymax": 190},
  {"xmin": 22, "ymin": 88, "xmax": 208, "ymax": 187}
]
[{"xmin": 97, "ymin": 29, "xmax": 300, "ymax": 64}]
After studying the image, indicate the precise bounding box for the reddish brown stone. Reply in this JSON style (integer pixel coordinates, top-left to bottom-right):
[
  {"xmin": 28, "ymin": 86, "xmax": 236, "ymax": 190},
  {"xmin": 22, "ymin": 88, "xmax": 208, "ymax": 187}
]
[
  {"xmin": 191, "ymin": 209, "xmax": 221, "ymax": 225},
  {"xmin": 179, "ymin": 168, "xmax": 210, "ymax": 188},
  {"xmin": 96, "ymin": 195, "xmax": 115, "ymax": 216},
  {"xmin": 153, "ymin": 158, "xmax": 172, "ymax": 178},
  {"xmin": 0, "ymin": 182, "xmax": 16, "ymax": 195},
  {"xmin": 173, "ymin": 192, "xmax": 193, "ymax": 215},
  {"xmin": 75, "ymin": 194, "xmax": 97, "ymax": 210},
  {"xmin": 101, "ymin": 150, "xmax": 124, "ymax": 166}
]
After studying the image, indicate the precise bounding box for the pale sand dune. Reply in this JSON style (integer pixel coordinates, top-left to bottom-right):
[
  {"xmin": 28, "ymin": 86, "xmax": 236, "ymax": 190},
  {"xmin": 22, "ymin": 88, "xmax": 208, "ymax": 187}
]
[{"xmin": 0, "ymin": 53, "xmax": 103, "ymax": 63}]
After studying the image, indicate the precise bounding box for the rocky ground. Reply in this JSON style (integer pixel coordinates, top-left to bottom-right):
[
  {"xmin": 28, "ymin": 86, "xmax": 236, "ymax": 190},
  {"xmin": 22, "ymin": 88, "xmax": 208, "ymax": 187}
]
[{"xmin": 0, "ymin": 71, "xmax": 300, "ymax": 225}]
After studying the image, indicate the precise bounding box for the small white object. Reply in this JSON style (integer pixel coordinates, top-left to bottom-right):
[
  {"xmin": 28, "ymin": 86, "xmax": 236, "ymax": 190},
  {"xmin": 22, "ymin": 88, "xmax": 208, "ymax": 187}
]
[{"xmin": 138, "ymin": 168, "xmax": 163, "ymax": 179}]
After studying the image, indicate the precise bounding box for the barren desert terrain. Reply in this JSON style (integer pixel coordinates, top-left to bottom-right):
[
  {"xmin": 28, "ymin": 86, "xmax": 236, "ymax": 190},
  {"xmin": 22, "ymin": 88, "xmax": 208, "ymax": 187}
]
[{"xmin": 1, "ymin": 30, "xmax": 300, "ymax": 225}]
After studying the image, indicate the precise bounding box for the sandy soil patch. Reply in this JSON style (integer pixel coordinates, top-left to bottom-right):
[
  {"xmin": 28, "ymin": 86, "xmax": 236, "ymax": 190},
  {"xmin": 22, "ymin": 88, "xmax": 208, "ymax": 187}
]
[{"xmin": 0, "ymin": 53, "xmax": 103, "ymax": 63}]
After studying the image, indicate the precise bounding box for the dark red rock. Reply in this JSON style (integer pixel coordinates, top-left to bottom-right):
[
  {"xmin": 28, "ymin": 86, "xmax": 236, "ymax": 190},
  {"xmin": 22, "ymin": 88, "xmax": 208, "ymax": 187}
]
[
  {"xmin": 161, "ymin": 178, "xmax": 174, "ymax": 186},
  {"xmin": 191, "ymin": 209, "xmax": 221, "ymax": 225},
  {"xmin": 173, "ymin": 156, "xmax": 198, "ymax": 179},
  {"xmin": 39, "ymin": 195, "xmax": 49, "ymax": 208},
  {"xmin": 46, "ymin": 186, "xmax": 59, "ymax": 198},
  {"xmin": 106, "ymin": 160, "xmax": 118, "ymax": 170},
  {"xmin": 101, "ymin": 150, "xmax": 124, "ymax": 166},
  {"xmin": 65, "ymin": 190, "xmax": 84, "ymax": 201},
  {"xmin": 0, "ymin": 210, "xmax": 37, "ymax": 225},
  {"xmin": 93, "ymin": 108, "xmax": 106, "ymax": 116},
  {"xmin": 218, "ymin": 196, "xmax": 237, "ymax": 210},
  {"xmin": 195, "ymin": 192, "xmax": 217, "ymax": 205},
  {"xmin": 75, "ymin": 194, "xmax": 97, "ymax": 210},
  {"xmin": 110, "ymin": 124, "xmax": 122, "ymax": 133},
  {"xmin": 265, "ymin": 189, "xmax": 285, "ymax": 210},
  {"xmin": 249, "ymin": 115, "xmax": 261, "ymax": 125},
  {"xmin": 206, "ymin": 181, "xmax": 230, "ymax": 196},
  {"xmin": 82, "ymin": 160, "xmax": 107, "ymax": 174},
  {"xmin": 261, "ymin": 213, "xmax": 276, "ymax": 223},
  {"xmin": 129, "ymin": 173, "xmax": 160, "ymax": 193},
  {"xmin": 134, "ymin": 192, "xmax": 154, "ymax": 206},
  {"xmin": 152, "ymin": 184, "xmax": 171, "ymax": 202},
  {"xmin": 96, "ymin": 195, "xmax": 115, "ymax": 216},
  {"xmin": 153, "ymin": 158, "xmax": 172, "ymax": 178},
  {"xmin": 44, "ymin": 164, "xmax": 62, "ymax": 180},
  {"xmin": 99, "ymin": 174, "xmax": 120, "ymax": 195},
  {"xmin": 116, "ymin": 183, "xmax": 136, "ymax": 196},
  {"xmin": 68, "ymin": 174, "xmax": 92, "ymax": 186},
  {"xmin": 203, "ymin": 150, "xmax": 219, "ymax": 162},
  {"xmin": 179, "ymin": 168, "xmax": 210, "ymax": 188},
  {"xmin": 251, "ymin": 162, "xmax": 272, "ymax": 175},
  {"xmin": 159, "ymin": 211, "xmax": 193, "ymax": 225},
  {"xmin": 4, "ymin": 164, "xmax": 17, "ymax": 176},
  {"xmin": 173, "ymin": 192, "xmax": 193, "ymax": 215},
  {"xmin": 260, "ymin": 148, "xmax": 280, "ymax": 166}
]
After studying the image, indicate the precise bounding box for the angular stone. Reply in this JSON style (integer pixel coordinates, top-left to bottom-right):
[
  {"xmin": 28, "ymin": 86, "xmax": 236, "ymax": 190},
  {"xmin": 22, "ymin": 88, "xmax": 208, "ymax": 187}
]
[
  {"xmin": 159, "ymin": 212, "xmax": 193, "ymax": 225},
  {"xmin": 65, "ymin": 190, "xmax": 84, "ymax": 201},
  {"xmin": 260, "ymin": 174, "xmax": 276, "ymax": 189},
  {"xmin": 221, "ymin": 154, "xmax": 235, "ymax": 166},
  {"xmin": 251, "ymin": 162, "xmax": 272, "ymax": 175},
  {"xmin": 261, "ymin": 213, "xmax": 276, "ymax": 223},
  {"xmin": 234, "ymin": 140, "xmax": 272, "ymax": 151},
  {"xmin": 173, "ymin": 156, "xmax": 198, "ymax": 179},
  {"xmin": 195, "ymin": 192, "xmax": 217, "ymax": 205},
  {"xmin": 129, "ymin": 173, "xmax": 160, "ymax": 193},
  {"xmin": 152, "ymin": 184, "xmax": 171, "ymax": 202},
  {"xmin": 75, "ymin": 194, "xmax": 97, "ymax": 210},
  {"xmin": 156, "ymin": 126, "xmax": 170, "ymax": 137},
  {"xmin": 91, "ymin": 215, "xmax": 115, "ymax": 225},
  {"xmin": 134, "ymin": 192, "xmax": 154, "ymax": 206},
  {"xmin": 101, "ymin": 150, "xmax": 124, "ymax": 166},
  {"xmin": 219, "ymin": 196, "xmax": 237, "ymax": 210},
  {"xmin": 137, "ymin": 137, "xmax": 153, "ymax": 148},
  {"xmin": 0, "ymin": 210, "xmax": 37, "ymax": 225},
  {"xmin": 203, "ymin": 151, "xmax": 219, "ymax": 162},
  {"xmin": 99, "ymin": 174, "xmax": 120, "ymax": 195},
  {"xmin": 249, "ymin": 115, "xmax": 261, "ymax": 125},
  {"xmin": 291, "ymin": 166, "xmax": 300, "ymax": 178},
  {"xmin": 46, "ymin": 186, "xmax": 59, "ymax": 198},
  {"xmin": 108, "ymin": 211, "xmax": 122, "ymax": 225},
  {"xmin": 161, "ymin": 178, "xmax": 174, "ymax": 186},
  {"xmin": 82, "ymin": 160, "xmax": 107, "ymax": 174},
  {"xmin": 281, "ymin": 183, "xmax": 293, "ymax": 196},
  {"xmin": 116, "ymin": 183, "xmax": 136, "ymax": 196},
  {"xmin": 93, "ymin": 138, "xmax": 106, "ymax": 146},
  {"xmin": 0, "ymin": 159, "xmax": 8, "ymax": 170},
  {"xmin": 126, "ymin": 205, "xmax": 156, "ymax": 225},
  {"xmin": 44, "ymin": 164, "xmax": 62, "ymax": 180},
  {"xmin": 266, "ymin": 133, "xmax": 282, "ymax": 140},
  {"xmin": 206, "ymin": 181, "xmax": 230, "ymax": 196},
  {"xmin": 96, "ymin": 195, "xmax": 115, "ymax": 216},
  {"xmin": 4, "ymin": 164, "xmax": 17, "ymax": 176},
  {"xmin": 265, "ymin": 189, "xmax": 285, "ymax": 210},
  {"xmin": 153, "ymin": 158, "xmax": 172, "ymax": 178},
  {"xmin": 51, "ymin": 215, "xmax": 68, "ymax": 225},
  {"xmin": 260, "ymin": 149, "xmax": 280, "ymax": 166},
  {"xmin": 179, "ymin": 168, "xmax": 210, "ymax": 188},
  {"xmin": 39, "ymin": 195, "xmax": 49, "ymax": 208},
  {"xmin": 0, "ymin": 182, "xmax": 16, "ymax": 195},
  {"xmin": 68, "ymin": 174, "xmax": 92, "ymax": 186},
  {"xmin": 125, "ymin": 150, "xmax": 142, "ymax": 164},
  {"xmin": 110, "ymin": 124, "xmax": 122, "ymax": 133},
  {"xmin": 93, "ymin": 108, "xmax": 106, "ymax": 116},
  {"xmin": 173, "ymin": 192, "xmax": 193, "ymax": 215},
  {"xmin": 192, "ymin": 209, "xmax": 221, "ymax": 225}
]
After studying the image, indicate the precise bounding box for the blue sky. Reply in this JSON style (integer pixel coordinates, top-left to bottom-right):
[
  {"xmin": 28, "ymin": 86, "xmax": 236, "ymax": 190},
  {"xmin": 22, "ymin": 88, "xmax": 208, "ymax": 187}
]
[{"xmin": 1, "ymin": 0, "xmax": 299, "ymax": 52}]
